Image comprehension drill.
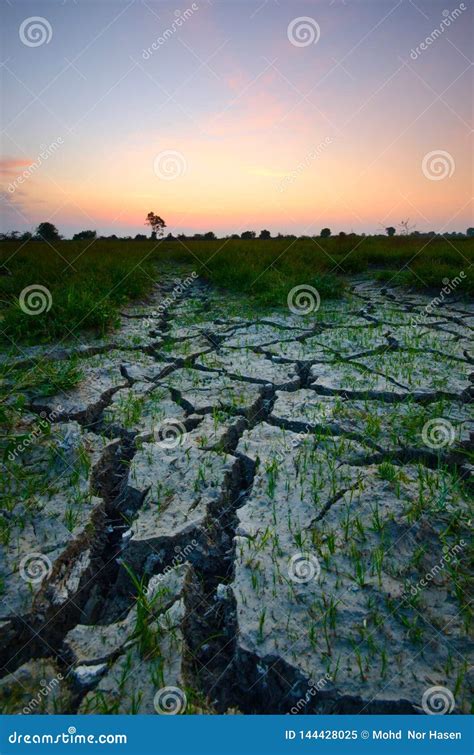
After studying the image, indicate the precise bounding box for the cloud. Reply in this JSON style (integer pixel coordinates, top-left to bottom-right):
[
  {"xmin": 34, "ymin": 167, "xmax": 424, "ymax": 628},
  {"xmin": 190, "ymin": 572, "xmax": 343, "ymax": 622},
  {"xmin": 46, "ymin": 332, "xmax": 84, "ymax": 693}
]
[{"xmin": 0, "ymin": 157, "xmax": 33, "ymax": 174}]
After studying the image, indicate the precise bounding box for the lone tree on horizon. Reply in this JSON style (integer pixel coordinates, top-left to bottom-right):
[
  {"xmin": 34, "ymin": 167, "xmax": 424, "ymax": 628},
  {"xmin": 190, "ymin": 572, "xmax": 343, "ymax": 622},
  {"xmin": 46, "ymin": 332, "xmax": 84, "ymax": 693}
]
[
  {"xmin": 36, "ymin": 222, "xmax": 61, "ymax": 242},
  {"xmin": 145, "ymin": 212, "xmax": 166, "ymax": 240}
]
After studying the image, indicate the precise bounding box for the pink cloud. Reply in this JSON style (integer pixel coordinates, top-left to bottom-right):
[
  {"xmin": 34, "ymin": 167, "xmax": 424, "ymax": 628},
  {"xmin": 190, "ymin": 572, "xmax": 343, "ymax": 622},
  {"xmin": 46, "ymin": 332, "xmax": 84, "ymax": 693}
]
[{"xmin": 0, "ymin": 157, "xmax": 33, "ymax": 174}]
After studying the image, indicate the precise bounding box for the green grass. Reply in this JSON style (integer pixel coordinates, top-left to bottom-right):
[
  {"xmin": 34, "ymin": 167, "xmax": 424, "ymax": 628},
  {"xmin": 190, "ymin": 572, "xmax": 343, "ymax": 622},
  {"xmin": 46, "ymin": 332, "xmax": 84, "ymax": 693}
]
[{"xmin": 0, "ymin": 235, "xmax": 472, "ymax": 346}]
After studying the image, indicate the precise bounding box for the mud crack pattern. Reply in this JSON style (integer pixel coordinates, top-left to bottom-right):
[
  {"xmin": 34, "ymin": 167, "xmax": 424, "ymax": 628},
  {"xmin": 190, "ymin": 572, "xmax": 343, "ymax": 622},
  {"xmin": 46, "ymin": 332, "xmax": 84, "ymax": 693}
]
[{"xmin": 0, "ymin": 273, "xmax": 472, "ymax": 714}]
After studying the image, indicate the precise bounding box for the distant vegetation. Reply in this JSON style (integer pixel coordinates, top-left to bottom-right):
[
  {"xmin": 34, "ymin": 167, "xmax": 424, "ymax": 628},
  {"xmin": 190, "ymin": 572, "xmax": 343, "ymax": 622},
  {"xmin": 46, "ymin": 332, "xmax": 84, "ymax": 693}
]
[
  {"xmin": 2, "ymin": 219, "xmax": 473, "ymax": 243},
  {"xmin": 0, "ymin": 221, "xmax": 472, "ymax": 345}
]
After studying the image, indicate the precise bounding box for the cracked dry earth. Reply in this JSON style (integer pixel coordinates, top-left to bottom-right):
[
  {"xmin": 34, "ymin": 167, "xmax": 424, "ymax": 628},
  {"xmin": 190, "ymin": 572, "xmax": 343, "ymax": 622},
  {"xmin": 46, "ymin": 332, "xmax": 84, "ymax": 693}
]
[{"xmin": 1, "ymin": 271, "xmax": 473, "ymax": 715}]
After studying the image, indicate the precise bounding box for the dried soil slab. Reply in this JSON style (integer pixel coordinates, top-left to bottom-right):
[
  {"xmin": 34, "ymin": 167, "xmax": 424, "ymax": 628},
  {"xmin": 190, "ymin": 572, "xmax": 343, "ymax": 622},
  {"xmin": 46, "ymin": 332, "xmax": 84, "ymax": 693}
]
[
  {"xmin": 159, "ymin": 367, "xmax": 265, "ymax": 417},
  {"xmin": 185, "ymin": 413, "xmax": 247, "ymax": 451},
  {"xmin": 436, "ymin": 322, "xmax": 474, "ymax": 341},
  {"xmin": 0, "ymin": 423, "xmax": 110, "ymax": 636},
  {"xmin": 164, "ymin": 321, "xmax": 237, "ymax": 339},
  {"xmin": 230, "ymin": 424, "xmax": 472, "ymax": 712},
  {"xmin": 158, "ymin": 336, "xmax": 213, "ymax": 361},
  {"xmin": 402, "ymin": 330, "xmax": 473, "ymax": 361},
  {"xmin": 234, "ymin": 423, "xmax": 365, "ymax": 544},
  {"xmin": 118, "ymin": 353, "xmax": 170, "ymax": 383},
  {"xmin": 0, "ymin": 340, "xmax": 123, "ymax": 372},
  {"xmin": 112, "ymin": 316, "xmax": 163, "ymax": 350},
  {"xmin": 356, "ymin": 351, "xmax": 471, "ymax": 394},
  {"xmin": 224, "ymin": 324, "xmax": 308, "ymax": 349},
  {"xmin": 270, "ymin": 390, "xmax": 473, "ymax": 451},
  {"xmin": 310, "ymin": 361, "xmax": 401, "ymax": 395},
  {"xmin": 122, "ymin": 442, "xmax": 239, "ymax": 573},
  {"xmin": 196, "ymin": 349, "xmax": 300, "ymax": 389},
  {"xmin": 244, "ymin": 314, "xmax": 314, "ymax": 330},
  {"xmin": 263, "ymin": 338, "xmax": 334, "ymax": 362},
  {"xmin": 31, "ymin": 351, "xmax": 129, "ymax": 423},
  {"xmin": 312, "ymin": 324, "xmax": 467, "ymax": 358},
  {"xmin": 266, "ymin": 328, "xmax": 386, "ymax": 362},
  {"xmin": 80, "ymin": 630, "xmax": 184, "ymax": 713},
  {"xmin": 65, "ymin": 564, "xmax": 188, "ymax": 666},
  {"xmin": 103, "ymin": 382, "xmax": 186, "ymax": 437},
  {"xmin": 78, "ymin": 568, "xmax": 189, "ymax": 714}
]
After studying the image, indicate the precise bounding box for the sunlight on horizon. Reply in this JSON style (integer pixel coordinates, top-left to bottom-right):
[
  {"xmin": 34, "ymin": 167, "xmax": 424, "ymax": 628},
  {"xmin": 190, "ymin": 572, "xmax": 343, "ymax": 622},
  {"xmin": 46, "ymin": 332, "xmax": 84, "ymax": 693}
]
[{"xmin": 1, "ymin": 0, "xmax": 472, "ymax": 236}]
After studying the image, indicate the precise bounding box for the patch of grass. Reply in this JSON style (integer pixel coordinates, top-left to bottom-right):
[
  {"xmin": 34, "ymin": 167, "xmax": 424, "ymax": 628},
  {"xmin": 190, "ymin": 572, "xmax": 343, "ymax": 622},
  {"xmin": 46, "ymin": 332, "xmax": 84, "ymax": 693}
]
[
  {"xmin": 3, "ymin": 357, "xmax": 83, "ymax": 395},
  {"xmin": 0, "ymin": 241, "xmax": 157, "ymax": 345},
  {"xmin": 0, "ymin": 236, "xmax": 472, "ymax": 345}
]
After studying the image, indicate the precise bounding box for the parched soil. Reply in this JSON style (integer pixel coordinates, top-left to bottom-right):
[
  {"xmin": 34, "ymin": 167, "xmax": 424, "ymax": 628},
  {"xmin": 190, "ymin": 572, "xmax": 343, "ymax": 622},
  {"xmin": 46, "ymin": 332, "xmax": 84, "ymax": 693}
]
[{"xmin": 0, "ymin": 272, "xmax": 472, "ymax": 715}]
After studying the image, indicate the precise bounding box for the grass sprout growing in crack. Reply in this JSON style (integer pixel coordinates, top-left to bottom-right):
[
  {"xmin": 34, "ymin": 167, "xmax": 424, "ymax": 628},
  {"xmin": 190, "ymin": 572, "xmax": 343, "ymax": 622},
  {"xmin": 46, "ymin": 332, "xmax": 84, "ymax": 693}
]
[{"xmin": 122, "ymin": 562, "xmax": 164, "ymax": 658}]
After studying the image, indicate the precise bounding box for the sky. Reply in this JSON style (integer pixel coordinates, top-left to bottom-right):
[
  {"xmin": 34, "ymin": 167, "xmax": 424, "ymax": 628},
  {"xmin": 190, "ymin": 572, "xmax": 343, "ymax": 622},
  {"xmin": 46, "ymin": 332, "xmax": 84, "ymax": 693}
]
[{"xmin": 0, "ymin": 0, "xmax": 472, "ymax": 237}]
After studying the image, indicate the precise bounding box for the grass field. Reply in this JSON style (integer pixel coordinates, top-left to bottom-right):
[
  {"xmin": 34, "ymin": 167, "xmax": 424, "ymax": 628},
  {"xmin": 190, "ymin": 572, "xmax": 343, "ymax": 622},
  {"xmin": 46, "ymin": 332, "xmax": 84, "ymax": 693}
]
[{"xmin": 0, "ymin": 235, "xmax": 472, "ymax": 346}]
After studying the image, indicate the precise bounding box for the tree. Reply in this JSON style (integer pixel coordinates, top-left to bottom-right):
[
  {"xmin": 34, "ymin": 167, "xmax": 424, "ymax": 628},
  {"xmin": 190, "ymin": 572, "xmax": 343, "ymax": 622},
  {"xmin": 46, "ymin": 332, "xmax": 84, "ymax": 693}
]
[
  {"xmin": 73, "ymin": 230, "xmax": 97, "ymax": 240},
  {"xmin": 145, "ymin": 212, "xmax": 166, "ymax": 240},
  {"xmin": 386, "ymin": 226, "xmax": 396, "ymax": 237},
  {"xmin": 36, "ymin": 222, "xmax": 60, "ymax": 242},
  {"xmin": 204, "ymin": 231, "xmax": 216, "ymax": 240},
  {"xmin": 467, "ymin": 228, "xmax": 474, "ymax": 237},
  {"xmin": 338, "ymin": 231, "xmax": 347, "ymax": 239},
  {"xmin": 135, "ymin": 234, "xmax": 147, "ymax": 241},
  {"xmin": 259, "ymin": 229, "xmax": 271, "ymax": 239},
  {"xmin": 0, "ymin": 231, "xmax": 20, "ymax": 241},
  {"xmin": 320, "ymin": 228, "xmax": 331, "ymax": 238},
  {"xmin": 241, "ymin": 231, "xmax": 256, "ymax": 239}
]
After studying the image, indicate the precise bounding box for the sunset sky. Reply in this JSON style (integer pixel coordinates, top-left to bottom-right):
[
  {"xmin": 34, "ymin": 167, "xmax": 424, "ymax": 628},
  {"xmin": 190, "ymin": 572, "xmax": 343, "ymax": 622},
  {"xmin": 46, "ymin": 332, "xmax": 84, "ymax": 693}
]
[{"xmin": 0, "ymin": 0, "xmax": 472, "ymax": 237}]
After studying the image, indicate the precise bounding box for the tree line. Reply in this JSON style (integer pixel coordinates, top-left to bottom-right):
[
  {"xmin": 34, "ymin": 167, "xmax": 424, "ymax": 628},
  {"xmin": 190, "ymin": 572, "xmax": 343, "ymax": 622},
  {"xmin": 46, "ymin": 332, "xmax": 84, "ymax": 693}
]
[{"xmin": 1, "ymin": 216, "xmax": 474, "ymax": 242}]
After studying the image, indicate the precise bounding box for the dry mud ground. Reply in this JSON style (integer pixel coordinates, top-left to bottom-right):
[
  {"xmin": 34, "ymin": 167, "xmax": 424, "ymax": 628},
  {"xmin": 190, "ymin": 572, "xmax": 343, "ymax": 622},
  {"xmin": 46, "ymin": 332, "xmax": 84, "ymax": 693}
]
[{"xmin": 1, "ymin": 272, "xmax": 473, "ymax": 715}]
